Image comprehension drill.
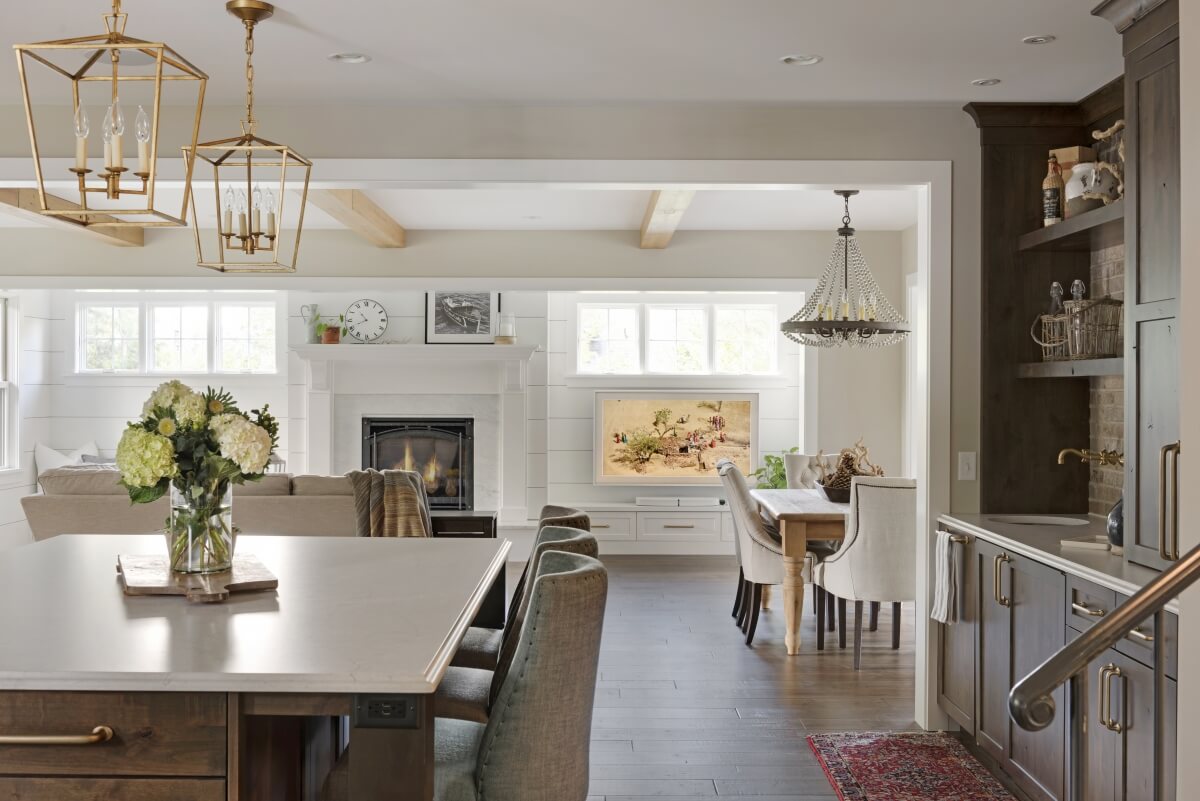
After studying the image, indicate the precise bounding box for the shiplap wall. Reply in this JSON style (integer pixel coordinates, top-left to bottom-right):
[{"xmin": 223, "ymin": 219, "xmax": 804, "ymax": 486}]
[
  {"xmin": 284, "ymin": 290, "xmax": 550, "ymax": 517},
  {"xmin": 0, "ymin": 291, "xmax": 53, "ymax": 549},
  {"xmin": 545, "ymin": 291, "xmax": 806, "ymax": 505}
]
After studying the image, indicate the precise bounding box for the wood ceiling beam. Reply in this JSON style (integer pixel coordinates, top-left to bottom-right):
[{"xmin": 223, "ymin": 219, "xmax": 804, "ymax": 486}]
[
  {"xmin": 0, "ymin": 188, "xmax": 144, "ymax": 247},
  {"xmin": 307, "ymin": 189, "xmax": 406, "ymax": 248},
  {"xmin": 639, "ymin": 189, "xmax": 695, "ymax": 249}
]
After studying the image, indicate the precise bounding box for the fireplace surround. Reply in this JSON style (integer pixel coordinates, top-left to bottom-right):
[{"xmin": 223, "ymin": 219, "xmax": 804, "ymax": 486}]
[{"xmin": 363, "ymin": 417, "xmax": 474, "ymax": 511}]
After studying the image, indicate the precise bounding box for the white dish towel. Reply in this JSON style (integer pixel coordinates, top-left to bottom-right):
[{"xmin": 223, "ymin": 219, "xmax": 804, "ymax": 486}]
[{"xmin": 931, "ymin": 530, "xmax": 960, "ymax": 624}]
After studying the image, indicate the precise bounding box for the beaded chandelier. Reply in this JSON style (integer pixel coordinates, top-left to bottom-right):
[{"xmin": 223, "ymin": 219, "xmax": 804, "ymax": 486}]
[{"xmin": 781, "ymin": 190, "xmax": 909, "ymax": 349}]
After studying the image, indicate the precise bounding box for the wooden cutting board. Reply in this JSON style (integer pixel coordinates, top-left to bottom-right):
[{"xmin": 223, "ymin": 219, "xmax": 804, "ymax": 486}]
[{"xmin": 117, "ymin": 554, "xmax": 279, "ymax": 603}]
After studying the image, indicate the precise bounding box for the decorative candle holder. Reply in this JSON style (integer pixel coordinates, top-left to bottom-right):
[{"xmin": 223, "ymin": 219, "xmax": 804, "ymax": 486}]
[{"xmin": 495, "ymin": 311, "xmax": 517, "ymax": 345}]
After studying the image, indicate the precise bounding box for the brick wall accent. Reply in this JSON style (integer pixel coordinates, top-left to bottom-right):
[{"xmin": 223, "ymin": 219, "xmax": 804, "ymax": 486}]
[{"xmin": 1089, "ymin": 243, "xmax": 1125, "ymax": 517}]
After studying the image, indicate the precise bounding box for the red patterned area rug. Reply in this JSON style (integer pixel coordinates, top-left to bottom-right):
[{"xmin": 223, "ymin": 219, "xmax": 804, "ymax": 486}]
[{"xmin": 808, "ymin": 732, "xmax": 1015, "ymax": 801}]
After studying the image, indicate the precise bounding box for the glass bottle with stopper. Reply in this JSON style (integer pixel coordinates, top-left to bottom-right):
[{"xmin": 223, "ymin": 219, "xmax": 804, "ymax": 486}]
[{"xmin": 1049, "ymin": 281, "xmax": 1065, "ymax": 314}]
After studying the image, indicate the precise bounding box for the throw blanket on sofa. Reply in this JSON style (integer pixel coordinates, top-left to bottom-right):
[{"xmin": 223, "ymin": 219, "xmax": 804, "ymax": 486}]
[{"xmin": 346, "ymin": 469, "xmax": 433, "ymax": 538}]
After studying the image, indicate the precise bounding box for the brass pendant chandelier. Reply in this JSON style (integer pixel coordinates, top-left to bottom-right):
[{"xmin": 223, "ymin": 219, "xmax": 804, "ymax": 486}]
[
  {"xmin": 185, "ymin": 0, "xmax": 312, "ymax": 273},
  {"xmin": 13, "ymin": 0, "xmax": 208, "ymax": 228},
  {"xmin": 781, "ymin": 190, "xmax": 909, "ymax": 349}
]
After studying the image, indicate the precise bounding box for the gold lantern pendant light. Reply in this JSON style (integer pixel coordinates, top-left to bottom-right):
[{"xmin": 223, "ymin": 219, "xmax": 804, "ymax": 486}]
[
  {"xmin": 781, "ymin": 190, "xmax": 910, "ymax": 349},
  {"xmin": 186, "ymin": 0, "xmax": 312, "ymax": 273},
  {"xmin": 13, "ymin": 0, "xmax": 208, "ymax": 228}
]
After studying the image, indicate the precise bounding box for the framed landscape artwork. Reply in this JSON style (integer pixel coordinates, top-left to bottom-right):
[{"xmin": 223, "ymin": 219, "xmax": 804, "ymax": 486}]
[
  {"xmin": 594, "ymin": 392, "xmax": 758, "ymax": 485},
  {"xmin": 425, "ymin": 291, "xmax": 500, "ymax": 344}
]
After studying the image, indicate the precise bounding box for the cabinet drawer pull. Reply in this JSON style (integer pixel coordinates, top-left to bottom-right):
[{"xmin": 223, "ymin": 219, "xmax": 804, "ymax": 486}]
[
  {"xmin": 1126, "ymin": 627, "xmax": 1154, "ymax": 643},
  {"xmin": 1071, "ymin": 601, "xmax": 1107, "ymax": 618},
  {"xmin": 993, "ymin": 553, "xmax": 1012, "ymax": 608},
  {"xmin": 948, "ymin": 534, "xmax": 970, "ymax": 544},
  {"xmin": 591, "ymin": 524, "xmax": 612, "ymax": 529},
  {"xmin": 663, "ymin": 523, "xmax": 696, "ymax": 529},
  {"xmin": 1170, "ymin": 443, "xmax": 1181, "ymax": 560},
  {"xmin": 1158, "ymin": 442, "xmax": 1181, "ymax": 561},
  {"xmin": 1103, "ymin": 664, "xmax": 1124, "ymax": 733},
  {"xmin": 0, "ymin": 725, "xmax": 113, "ymax": 746}
]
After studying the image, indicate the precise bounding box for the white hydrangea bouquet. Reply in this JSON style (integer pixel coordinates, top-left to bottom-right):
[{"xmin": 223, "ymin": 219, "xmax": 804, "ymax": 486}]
[{"xmin": 116, "ymin": 381, "xmax": 279, "ymax": 574}]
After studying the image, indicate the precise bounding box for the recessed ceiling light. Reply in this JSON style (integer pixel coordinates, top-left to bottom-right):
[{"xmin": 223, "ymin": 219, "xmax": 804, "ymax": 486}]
[
  {"xmin": 1022, "ymin": 34, "xmax": 1057, "ymax": 45},
  {"xmin": 971, "ymin": 78, "xmax": 1002, "ymax": 87},
  {"xmin": 523, "ymin": 215, "xmax": 543, "ymax": 220},
  {"xmin": 780, "ymin": 54, "xmax": 823, "ymax": 66},
  {"xmin": 328, "ymin": 52, "xmax": 371, "ymax": 64}
]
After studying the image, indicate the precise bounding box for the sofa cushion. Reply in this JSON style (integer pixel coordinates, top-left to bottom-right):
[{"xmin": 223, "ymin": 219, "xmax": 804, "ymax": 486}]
[
  {"xmin": 234, "ymin": 473, "xmax": 292, "ymax": 496},
  {"xmin": 38, "ymin": 465, "xmax": 125, "ymax": 495},
  {"xmin": 36, "ymin": 442, "xmax": 99, "ymax": 475},
  {"xmin": 291, "ymin": 475, "xmax": 353, "ymax": 496}
]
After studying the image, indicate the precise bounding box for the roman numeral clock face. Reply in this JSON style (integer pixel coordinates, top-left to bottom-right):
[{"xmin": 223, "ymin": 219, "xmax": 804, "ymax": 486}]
[{"xmin": 345, "ymin": 299, "xmax": 388, "ymax": 342}]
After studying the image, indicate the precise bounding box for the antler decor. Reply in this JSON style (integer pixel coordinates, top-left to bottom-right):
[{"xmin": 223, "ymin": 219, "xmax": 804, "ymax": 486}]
[{"xmin": 815, "ymin": 438, "xmax": 885, "ymax": 495}]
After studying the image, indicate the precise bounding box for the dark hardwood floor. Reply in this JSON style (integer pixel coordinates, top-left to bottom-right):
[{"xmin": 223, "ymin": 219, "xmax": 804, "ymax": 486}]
[{"xmin": 586, "ymin": 555, "xmax": 917, "ymax": 801}]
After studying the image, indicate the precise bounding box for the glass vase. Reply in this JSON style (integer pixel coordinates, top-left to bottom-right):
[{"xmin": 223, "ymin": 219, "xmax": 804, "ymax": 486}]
[{"xmin": 167, "ymin": 483, "xmax": 235, "ymax": 573}]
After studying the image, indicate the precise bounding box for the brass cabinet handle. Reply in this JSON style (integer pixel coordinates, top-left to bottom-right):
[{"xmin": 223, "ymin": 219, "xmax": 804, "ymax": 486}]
[
  {"xmin": 1072, "ymin": 601, "xmax": 1107, "ymax": 618},
  {"xmin": 948, "ymin": 533, "xmax": 970, "ymax": 545},
  {"xmin": 1170, "ymin": 443, "xmax": 1181, "ymax": 560},
  {"xmin": 663, "ymin": 523, "xmax": 696, "ymax": 529},
  {"xmin": 1126, "ymin": 627, "xmax": 1154, "ymax": 643},
  {"xmin": 993, "ymin": 553, "xmax": 1012, "ymax": 608},
  {"xmin": 1098, "ymin": 664, "xmax": 1112, "ymax": 731},
  {"xmin": 1104, "ymin": 664, "xmax": 1124, "ymax": 733},
  {"xmin": 1158, "ymin": 443, "xmax": 1181, "ymax": 560},
  {"xmin": 591, "ymin": 524, "xmax": 611, "ymax": 529},
  {"xmin": 0, "ymin": 725, "xmax": 113, "ymax": 746}
]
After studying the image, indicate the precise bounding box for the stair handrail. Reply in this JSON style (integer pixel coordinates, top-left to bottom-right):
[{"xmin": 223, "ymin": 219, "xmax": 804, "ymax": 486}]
[{"xmin": 1009, "ymin": 540, "xmax": 1200, "ymax": 731}]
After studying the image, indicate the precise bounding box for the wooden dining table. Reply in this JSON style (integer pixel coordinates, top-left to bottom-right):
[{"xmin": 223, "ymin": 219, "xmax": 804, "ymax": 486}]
[{"xmin": 749, "ymin": 488, "xmax": 849, "ymax": 655}]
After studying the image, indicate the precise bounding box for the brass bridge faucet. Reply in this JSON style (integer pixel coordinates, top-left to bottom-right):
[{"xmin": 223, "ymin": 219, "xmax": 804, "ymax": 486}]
[{"xmin": 1058, "ymin": 448, "xmax": 1125, "ymax": 467}]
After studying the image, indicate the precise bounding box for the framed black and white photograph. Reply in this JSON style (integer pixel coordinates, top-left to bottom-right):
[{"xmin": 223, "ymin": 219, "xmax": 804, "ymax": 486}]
[{"xmin": 424, "ymin": 291, "xmax": 500, "ymax": 344}]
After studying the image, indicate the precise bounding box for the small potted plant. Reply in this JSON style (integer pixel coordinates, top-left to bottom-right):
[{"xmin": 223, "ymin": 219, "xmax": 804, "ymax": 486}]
[{"xmin": 317, "ymin": 315, "xmax": 346, "ymax": 344}]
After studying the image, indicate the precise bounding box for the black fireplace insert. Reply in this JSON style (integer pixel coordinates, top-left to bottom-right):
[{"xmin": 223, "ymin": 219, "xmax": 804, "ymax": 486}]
[{"xmin": 362, "ymin": 417, "xmax": 474, "ymax": 511}]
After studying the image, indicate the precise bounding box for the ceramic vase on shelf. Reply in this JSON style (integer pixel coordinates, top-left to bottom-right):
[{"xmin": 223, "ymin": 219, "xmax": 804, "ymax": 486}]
[{"xmin": 167, "ymin": 483, "xmax": 234, "ymax": 573}]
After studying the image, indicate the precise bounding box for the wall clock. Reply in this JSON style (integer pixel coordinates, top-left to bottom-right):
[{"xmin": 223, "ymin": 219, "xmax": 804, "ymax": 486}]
[{"xmin": 345, "ymin": 299, "xmax": 388, "ymax": 342}]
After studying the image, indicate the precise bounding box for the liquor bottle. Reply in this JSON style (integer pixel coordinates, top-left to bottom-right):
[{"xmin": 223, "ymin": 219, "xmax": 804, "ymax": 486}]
[{"xmin": 1042, "ymin": 154, "xmax": 1064, "ymax": 227}]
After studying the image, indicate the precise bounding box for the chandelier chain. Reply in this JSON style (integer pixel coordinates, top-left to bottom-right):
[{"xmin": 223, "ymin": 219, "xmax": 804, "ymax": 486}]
[{"xmin": 243, "ymin": 21, "xmax": 257, "ymax": 131}]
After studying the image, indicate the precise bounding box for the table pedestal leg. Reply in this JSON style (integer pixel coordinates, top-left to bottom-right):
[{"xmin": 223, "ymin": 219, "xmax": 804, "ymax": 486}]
[
  {"xmin": 761, "ymin": 584, "xmax": 771, "ymax": 610},
  {"xmin": 781, "ymin": 520, "xmax": 807, "ymax": 655}
]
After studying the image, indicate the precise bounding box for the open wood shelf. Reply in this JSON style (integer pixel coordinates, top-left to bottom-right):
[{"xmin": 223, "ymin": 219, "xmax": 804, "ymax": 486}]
[
  {"xmin": 1017, "ymin": 199, "xmax": 1125, "ymax": 253},
  {"xmin": 1017, "ymin": 358, "xmax": 1124, "ymax": 379}
]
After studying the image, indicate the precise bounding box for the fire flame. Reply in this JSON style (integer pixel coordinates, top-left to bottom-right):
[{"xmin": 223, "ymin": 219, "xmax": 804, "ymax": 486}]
[
  {"xmin": 423, "ymin": 452, "xmax": 442, "ymax": 487},
  {"xmin": 402, "ymin": 440, "xmax": 415, "ymax": 472}
]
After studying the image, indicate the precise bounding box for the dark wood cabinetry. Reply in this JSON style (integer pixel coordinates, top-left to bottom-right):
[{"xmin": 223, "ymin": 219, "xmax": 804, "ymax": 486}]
[
  {"xmin": 1117, "ymin": 1, "xmax": 1181, "ymax": 571},
  {"xmin": 975, "ymin": 540, "xmax": 1067, "ymax": 801},
  {"xmin": 937, "ymin": 530, "xmax": 977, "ymax": 732}
]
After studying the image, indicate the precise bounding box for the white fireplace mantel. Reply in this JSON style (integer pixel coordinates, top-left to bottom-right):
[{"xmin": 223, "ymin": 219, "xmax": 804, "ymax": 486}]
[
  {"xmin": 293, "ymin": 343, "xmax": 538, "ymax": 524},
  {"xmin": 291, "ymin": 344, "xmax": 539, "ymax": 393}
]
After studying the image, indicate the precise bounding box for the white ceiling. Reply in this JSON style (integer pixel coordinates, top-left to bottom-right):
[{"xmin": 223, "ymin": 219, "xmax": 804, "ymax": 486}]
[
  {"xmin": 0, "ymin": 187, "xmax": 918, "ymax": 232},
  {"xmin": 3, "ymin": 0, "xmax": 1121, "ymax": 106}
]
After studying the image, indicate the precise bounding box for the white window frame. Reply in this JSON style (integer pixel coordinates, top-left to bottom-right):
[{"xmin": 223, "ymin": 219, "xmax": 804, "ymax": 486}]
[
  {"xmin": 75, "ymin": 300, "xmax": 144, "ymax": 375},
  {"xmin": 573, "ymin": 295, "xmax": 784, "ymax": 378},
  {"xmin": 712, "ymin": 304, "xmax": 779, "ymax": 376},
  {"xmin": 71, "ymin": 291, "xmax": 281, "ymax": 377},
  {"xmin": 146, "ymin": 302, "xmax": 212, "ymax": 375},
  {"xmin": 644, "ymin": 303, "xmax": 711, "ymax": 375},
  {"xmin": 213, "ymin": 300, "xmax": 279, "ymax": 375},
  {"xmin": 576, "ymin": 302, "xmax": 642, "ymax": 375},
  {"xmin": 0, "ymin": 297, "xmax": 14, "ymax": 471}
]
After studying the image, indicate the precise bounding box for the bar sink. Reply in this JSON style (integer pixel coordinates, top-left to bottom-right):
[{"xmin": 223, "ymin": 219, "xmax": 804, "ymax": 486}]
[{"xmin": 986, "ymin": 515, "xmax": 1089, "ymax": 527}]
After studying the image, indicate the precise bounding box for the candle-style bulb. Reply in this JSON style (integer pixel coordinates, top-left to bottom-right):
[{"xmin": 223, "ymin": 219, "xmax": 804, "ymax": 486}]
[
  {"xmin": 101, "ymin": 107, "xmax": 113, "ymax": 143},
  {"xmin": 74, "ymin": 106, "xmax": 90, "ymax": 139},
  {"xmin": 224, "ymin": 186, "xmax": 235, "ymax": 210},
  {"xmin": 252, "ymin": 184, "xmax": 262, "ymax": 210},
  {"xmin": 236, "ymin": 189, "xmax": 247, "ymax": 214},
  {"xmin": 134, "ymin": 105, "xmax": 150, "ymax": 144},
  {"xmin": 264, "ymin": 190, "xmax": 276, "ymax": 213},
  {"xmin": 108, "ymin": 98, "xmax": 125, "ymax": 136}
]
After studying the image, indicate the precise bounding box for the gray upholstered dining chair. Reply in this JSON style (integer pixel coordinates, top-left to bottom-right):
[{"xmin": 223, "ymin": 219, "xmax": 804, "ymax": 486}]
[
  {"xmin": 322, "ymin": 550, "xmax": 608, "ymax": 801},
  {"xmin": 452, "ymin": 505, "xmax": 590, "ymax": 671},
  {"xmin": 437, "ymin": 526, "xmax": 599, "ymax": 723}
]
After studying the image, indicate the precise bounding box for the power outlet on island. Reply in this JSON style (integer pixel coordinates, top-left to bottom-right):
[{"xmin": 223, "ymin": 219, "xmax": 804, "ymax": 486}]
[
  {"xmin": 353, "ymin": 694, "xmax": 419, "ymax": 729},
  {"xmin": 957, "ymin": 452, "xmax": 977, "ymax": 482}
]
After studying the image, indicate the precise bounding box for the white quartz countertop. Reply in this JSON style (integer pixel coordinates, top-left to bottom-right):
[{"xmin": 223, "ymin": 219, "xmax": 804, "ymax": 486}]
[
  {"xmin": 0, "ymin": 535, "xmax": 510, "ymax": 694},
  {"xmin": 939, "ymin": 514, "xmax": 1177, "ymax": 615}
]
